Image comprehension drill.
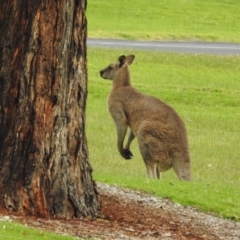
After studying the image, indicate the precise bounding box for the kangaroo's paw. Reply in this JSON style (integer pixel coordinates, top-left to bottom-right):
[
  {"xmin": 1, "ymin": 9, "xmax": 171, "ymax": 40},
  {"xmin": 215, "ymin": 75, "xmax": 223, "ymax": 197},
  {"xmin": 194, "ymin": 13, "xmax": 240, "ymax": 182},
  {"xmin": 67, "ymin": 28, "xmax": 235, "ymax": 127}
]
[{"xmin": 122, "ymin": 149, "xmax": 133, "ymax": 160}]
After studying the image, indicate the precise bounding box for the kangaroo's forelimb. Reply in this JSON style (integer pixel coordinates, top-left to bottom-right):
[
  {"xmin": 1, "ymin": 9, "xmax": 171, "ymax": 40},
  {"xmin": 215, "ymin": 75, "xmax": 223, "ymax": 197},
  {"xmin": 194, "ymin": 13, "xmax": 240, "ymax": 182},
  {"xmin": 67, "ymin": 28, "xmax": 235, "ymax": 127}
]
[
  {"xmin": 125, "ymin": 129, "xmax": 135, "ymax": 149},
  {"xmin": 116, "ymin": 125, "xmax": 134, "ymax": 160},
  {"xmin": 112, "ymin": 112, "xmax": 132, "ymax": 160},
  {"xmin": 123, "ymin": 130, "xmax": 134, "ymax": 159}
]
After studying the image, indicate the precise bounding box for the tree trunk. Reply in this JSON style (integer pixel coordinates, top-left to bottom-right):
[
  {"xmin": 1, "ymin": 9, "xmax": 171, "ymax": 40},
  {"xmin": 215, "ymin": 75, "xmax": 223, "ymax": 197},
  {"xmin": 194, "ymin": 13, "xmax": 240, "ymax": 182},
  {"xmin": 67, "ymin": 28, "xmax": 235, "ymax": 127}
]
[{"xmin": 0, "ymin": 0, "xmax": 100, "ymax": 218}]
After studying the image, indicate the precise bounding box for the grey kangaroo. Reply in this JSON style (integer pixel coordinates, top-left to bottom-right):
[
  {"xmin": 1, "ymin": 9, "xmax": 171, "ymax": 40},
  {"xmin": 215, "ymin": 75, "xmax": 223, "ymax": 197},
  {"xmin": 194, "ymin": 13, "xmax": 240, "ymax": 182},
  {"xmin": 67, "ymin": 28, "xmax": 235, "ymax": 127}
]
[{"xmin": 99, "ymin": 55, "xmax": 191, "ymax": 181}]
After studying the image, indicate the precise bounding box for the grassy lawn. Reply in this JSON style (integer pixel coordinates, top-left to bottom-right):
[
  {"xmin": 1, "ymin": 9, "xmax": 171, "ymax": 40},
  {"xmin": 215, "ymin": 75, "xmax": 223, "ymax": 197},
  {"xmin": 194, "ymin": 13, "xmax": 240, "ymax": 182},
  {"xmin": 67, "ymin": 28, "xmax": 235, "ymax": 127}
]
[
  {"xmin": 87, "ymin": 1, "xmax": 240, "ymax": 221},
  {"xmin": 2, "ymin": 1, "xmax": 240, "ymax": 239},
  {"xmin": 87, "ymin": 0, "xmax": 240, "ymax": 42},
  {"xmin": 87, "ymin": 48, "xmax": 240, "ymax": 221},
  {"xmin": 0, "ymin": 220, "xmax": 78, "ymax": 240}
]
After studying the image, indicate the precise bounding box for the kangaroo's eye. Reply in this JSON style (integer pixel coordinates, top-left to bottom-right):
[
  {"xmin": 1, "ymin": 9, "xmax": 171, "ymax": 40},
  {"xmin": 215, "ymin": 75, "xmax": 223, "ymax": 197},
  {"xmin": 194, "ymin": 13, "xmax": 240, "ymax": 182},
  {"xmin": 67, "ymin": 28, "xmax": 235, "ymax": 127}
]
[{"xmin": 108, "ymin": 66, "xmax": 113, "ymax": 70}]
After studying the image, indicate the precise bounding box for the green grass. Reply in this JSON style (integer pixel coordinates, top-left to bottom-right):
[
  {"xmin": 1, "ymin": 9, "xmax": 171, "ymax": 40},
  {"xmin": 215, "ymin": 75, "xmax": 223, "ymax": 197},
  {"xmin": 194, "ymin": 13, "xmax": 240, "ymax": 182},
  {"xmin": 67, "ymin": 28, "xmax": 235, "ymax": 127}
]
[
  {"xmin": 3, "ymin": 1, "xmax": 240, "ymax": 238},
  {"xmin": 87, "ymin": 48, "xmax": 240, "ymax": 221},
  {"xmin": 0, "ymin": 221, "xmax": 78, "ymax": 240},
  {"xmin": 87, "ymin": 0, "xmax": 240, "ymax": 42}
]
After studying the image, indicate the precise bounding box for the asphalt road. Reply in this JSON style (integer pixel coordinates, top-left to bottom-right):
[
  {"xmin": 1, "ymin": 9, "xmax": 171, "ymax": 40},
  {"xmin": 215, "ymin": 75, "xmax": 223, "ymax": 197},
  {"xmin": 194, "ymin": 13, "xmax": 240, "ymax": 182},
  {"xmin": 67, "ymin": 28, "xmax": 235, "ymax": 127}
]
[{"xmin": 87, "ymin": 38, "xmax": 240, "ymax": 55}]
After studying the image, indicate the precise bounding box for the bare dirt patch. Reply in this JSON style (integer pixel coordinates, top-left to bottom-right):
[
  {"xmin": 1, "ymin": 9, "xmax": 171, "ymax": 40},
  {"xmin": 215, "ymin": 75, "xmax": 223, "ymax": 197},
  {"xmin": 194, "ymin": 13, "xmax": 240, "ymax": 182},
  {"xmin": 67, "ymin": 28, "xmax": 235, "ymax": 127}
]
[{"xmin": 1, "ymin": 182, "xmax": 240, "ymax": 239}]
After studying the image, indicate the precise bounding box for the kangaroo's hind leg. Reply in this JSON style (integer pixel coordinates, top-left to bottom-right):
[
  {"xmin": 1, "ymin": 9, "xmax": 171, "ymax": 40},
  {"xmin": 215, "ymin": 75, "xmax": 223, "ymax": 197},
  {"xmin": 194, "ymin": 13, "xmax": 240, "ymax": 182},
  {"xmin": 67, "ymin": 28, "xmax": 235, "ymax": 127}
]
[
  {"xmin": 144, "ymin": 160, "xmax": 159, "ymax": 179},
  {"xmin": 137, "ymin": 134, "xmax": 158, "ymax": 178},
  {"xmin": 156, "ymin": 164, "xmax": 161, "ymax": 179},
  {"xmin": 172, "ymin": 155, "xmax": 191, "ymax": 181},
  {"xmin": 137, "ymin": 134, "xmax": 161, "ymax": 179}
]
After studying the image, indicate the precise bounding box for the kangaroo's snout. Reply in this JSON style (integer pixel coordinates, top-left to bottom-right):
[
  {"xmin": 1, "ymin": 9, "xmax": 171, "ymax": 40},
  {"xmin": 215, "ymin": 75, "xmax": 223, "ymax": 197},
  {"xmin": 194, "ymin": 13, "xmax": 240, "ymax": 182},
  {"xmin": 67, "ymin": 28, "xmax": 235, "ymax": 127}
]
[{"xmin": 100, "ymin": 69, "xmax": 108, "ymax": 79}]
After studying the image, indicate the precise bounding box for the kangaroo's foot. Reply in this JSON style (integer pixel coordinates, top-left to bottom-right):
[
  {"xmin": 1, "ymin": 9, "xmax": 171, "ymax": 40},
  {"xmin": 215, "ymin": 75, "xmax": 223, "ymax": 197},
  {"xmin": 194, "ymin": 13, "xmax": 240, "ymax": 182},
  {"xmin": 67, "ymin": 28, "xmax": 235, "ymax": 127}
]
[{"xmin": 122, "ymin": 148, "xmax": 133, "ymax": 160}]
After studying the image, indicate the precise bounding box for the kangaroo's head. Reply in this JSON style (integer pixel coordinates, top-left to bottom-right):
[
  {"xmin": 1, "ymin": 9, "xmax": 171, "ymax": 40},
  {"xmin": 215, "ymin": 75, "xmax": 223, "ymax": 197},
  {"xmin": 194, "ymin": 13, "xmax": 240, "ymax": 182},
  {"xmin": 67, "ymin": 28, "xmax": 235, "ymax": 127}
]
[{"xmin": 99, "ymin": 55, "xmax": 135, "ymax": 83}]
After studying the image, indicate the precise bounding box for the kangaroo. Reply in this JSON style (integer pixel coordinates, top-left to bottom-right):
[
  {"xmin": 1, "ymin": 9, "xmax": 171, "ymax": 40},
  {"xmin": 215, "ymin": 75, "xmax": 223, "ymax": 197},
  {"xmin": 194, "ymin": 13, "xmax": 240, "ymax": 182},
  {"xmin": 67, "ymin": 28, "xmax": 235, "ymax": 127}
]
[{"xmin": 99, "ymin": 55, "xmax": 191, "ymax": 181}]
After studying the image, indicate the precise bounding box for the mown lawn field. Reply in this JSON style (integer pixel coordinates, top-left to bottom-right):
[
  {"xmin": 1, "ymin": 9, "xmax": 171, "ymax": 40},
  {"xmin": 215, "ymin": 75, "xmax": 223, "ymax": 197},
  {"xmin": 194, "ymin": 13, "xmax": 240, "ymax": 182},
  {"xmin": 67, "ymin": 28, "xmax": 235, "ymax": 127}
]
[
  {"xmin": 87, "ymin": 0, "xmax": 240, "ymax": 42},
  {"xmin": 87, "ymin": 48, "xmax": 240, "ymax": 221},
  {"xmin": 86, "ymin": 0, "xmax": 240, "ymax": 221},
  {"xmin": 0, "ymin": 220, "xmax": 78, "ymax": 240},
  {"xmin": 2, "ymin": 1, "xmax": 240, "ymax": 239}
]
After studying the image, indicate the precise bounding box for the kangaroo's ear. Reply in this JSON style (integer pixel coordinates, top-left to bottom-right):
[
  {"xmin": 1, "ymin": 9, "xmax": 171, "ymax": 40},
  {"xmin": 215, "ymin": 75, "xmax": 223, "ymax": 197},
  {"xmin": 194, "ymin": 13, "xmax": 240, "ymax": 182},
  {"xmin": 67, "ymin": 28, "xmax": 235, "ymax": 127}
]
[
  {"xmin": 118, "ymin": 55, "xmax": 126, "ymax": 67},
  {"xmin": 126, "ymin": 55, "xmax": 135, "ymax": 65}
]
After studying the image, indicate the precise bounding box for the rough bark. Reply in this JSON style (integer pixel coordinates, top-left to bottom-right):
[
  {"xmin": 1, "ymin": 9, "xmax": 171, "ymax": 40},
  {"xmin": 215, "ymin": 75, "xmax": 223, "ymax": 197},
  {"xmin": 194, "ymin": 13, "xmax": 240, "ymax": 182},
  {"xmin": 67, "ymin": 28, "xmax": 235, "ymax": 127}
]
[{"xmin": 0, "ymin": 0, "xmax": 100, "ymax": 218}]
